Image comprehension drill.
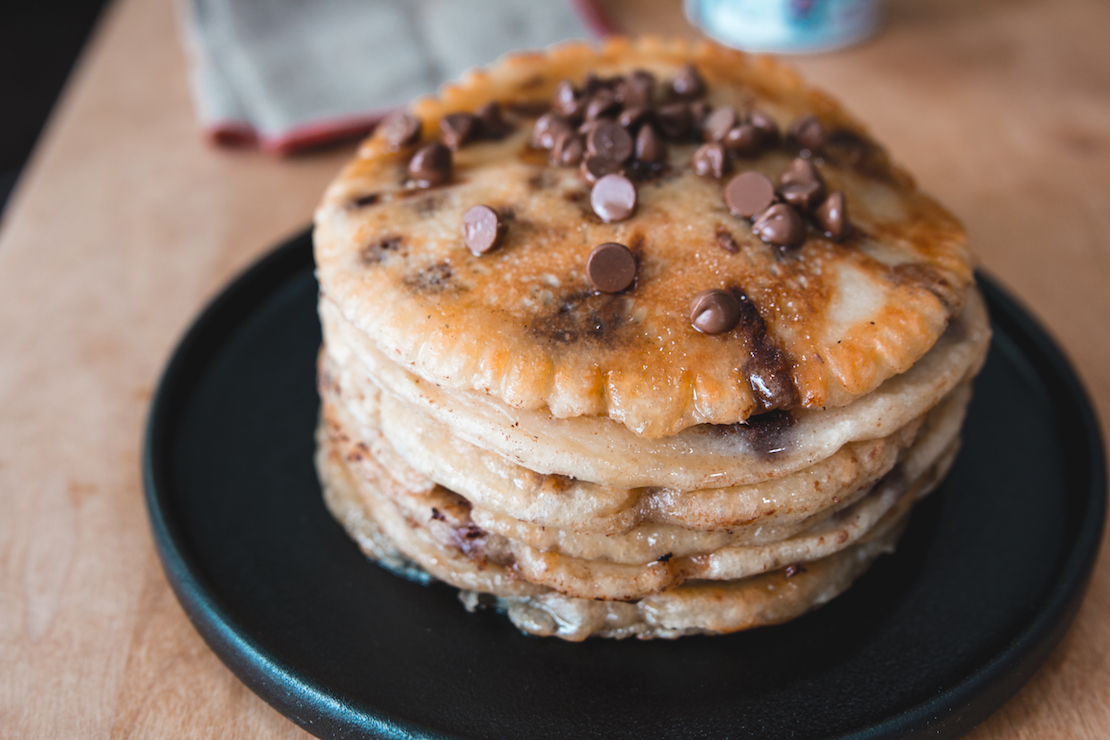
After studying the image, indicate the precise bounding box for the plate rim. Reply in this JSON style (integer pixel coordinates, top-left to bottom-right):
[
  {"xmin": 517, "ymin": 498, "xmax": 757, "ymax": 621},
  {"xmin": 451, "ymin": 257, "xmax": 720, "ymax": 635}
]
[{"xmin": 143, "ymin": 227, "xmax": 1107, "ymax": 740}]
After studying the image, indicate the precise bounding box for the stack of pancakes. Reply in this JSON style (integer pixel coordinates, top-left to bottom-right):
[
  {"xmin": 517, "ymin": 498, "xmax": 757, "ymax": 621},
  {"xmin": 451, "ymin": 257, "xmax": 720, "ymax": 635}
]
[{"xmin": 313, "ymin": 38, "xmax": 990, "ymax": 640}]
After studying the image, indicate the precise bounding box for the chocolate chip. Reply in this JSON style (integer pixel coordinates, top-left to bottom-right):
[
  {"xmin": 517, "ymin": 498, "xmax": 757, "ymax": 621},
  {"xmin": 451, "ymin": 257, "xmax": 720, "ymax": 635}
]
[
  {"xmin": 780, "ymin": 157, "xmax": 826, "ymax": 188},
  {"xmin": 689, "ymin": 99, "xmax": 711, "ymax": 129},
  {"xmin": 670, "ymin": 63, "xmax": 705, "ymax": 99},
  {"xmin": 475, "ymin": 101, "xmax": 511, "ymax": 139},
  {"xmin": 753, "ymin": 203, "xmax": 807, "ymax": 247},
  {"xmin": 724, "ymin": 123, "xmax": 762, "ymax": 157},
  {"xmin": 532, "ymin": 112, "xmax": 572, "ymax": 150},
  {"xmin": 724, "ymin": 171, "xmax": 776, "ymax": 218},
  {"xmin": 814, "ymin": 191, "xmax": 850, "ymax": 239},
  {"xmin": 577, "ymin": 118, "xmax": 601, "ymax": 137},
  {"xmin": 692, "ymin": 142, "xmax": 730, "ymax": 178},
  {"xmin": 408, "ymin": 143, "xmax": 452, "ymax": 188},
  {"xmin": 788, "ymin": 114, "xmax": 827, "ymax": 153},
  {"xmin": 635, "ymin": 124, "xmax": 665, "ymax": 164},
  {"xmin": 654, "ymin": 103, "xmax": 692, "ymax": 140},
  {"xmin": 779, "ymin": 158, "xmax": 827, "ymax": 211},
  {"xmin": 625, "ymin": 159, "xmax": 665, "ymax": 181},
  {"xmin": 749, "ymin": 110, "xmax": 780, "ymax": 145},
  {"xmin": 581, "ymin": 72, "xmax": 608, "ymax": 96},
  {"xmin": 779, "ymin": 180, "xmax": 826, "ymax": 212},
  {"xmin": 716, "ymin": 228, "xmax": 740, "ymax": 253},
  {"xmin": 585, "ymin": 89, "xmax": 619, "ymax": 121},
  {"xmin": 702, "ymin": 106, "xmax": 738, "ymax": 142},
  {"xmin": 462, "ymin": 205, "xmax": 502, "ymax": 255},
  {"xmin": 550, "ymin": 131, "xmax": 585, "ymax": 166},
  {"xmin": 587, "ymin": 242, "xmax": 637, "ymax": 293},
  {"xmin": 618, "ymin": 105, "xmax": 650, "ymax": 129},
  {"xmin": 440, "ymin": 113, "xmax": 478, "ymax": 150},
  {"xmin": 380, "ymin": 112, "xmax": 421, "ymax": 151},
  {"xmin": 586, "ymin": 120, "xmax": 634, "ymax": 163},
  {"xmin": 784, "ymin": 564, "xmax": 806, "ymax": 578},
  {"xmin": 689, "ymin": 289, "xmax": 741, "ymax": 334},
  {"xmin": 552, "ymin": 80, "xmax": 585, "ymax": 118},
  {"xmin": 615, "ymin": 70, "xmax": 655, "ymax": 108},
  {"xmin": 591, "ymin": 173, "xmax": 637, "ymax": 222},
  {"xmin": 350, "ymin": 192, "xmax": 380, "ymax": 208},
  {"xmin": 580, "ymin": 155, "xmax": 625, "ymax": 183}
]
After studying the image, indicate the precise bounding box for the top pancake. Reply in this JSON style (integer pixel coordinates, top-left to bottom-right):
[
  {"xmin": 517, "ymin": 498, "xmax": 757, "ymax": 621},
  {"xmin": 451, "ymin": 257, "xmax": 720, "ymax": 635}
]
[{"xmin": 315, "ymin": 37, "xmax": 973, "ymax": 439}]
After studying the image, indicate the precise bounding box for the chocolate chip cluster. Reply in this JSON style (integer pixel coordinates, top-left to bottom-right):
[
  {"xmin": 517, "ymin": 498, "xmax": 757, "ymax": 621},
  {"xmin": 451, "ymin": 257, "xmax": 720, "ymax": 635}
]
[
  {"xmin": 379, "ymin": 101, "xmax": 514, "ymax": 188},
  {"xmin": 693, "ymin": 110, "xmax": 830, "ymax": 176},
  {"xmin": 724, "ymin": 158, "xmax": 849, "ymax": 248},
  {"xmin": 691, "ymin": 107, "xmax": 780, "ymax": 178},
  {"xmin": 532, "ymin": 63, "xmax": 708, "ymax": 181},
  {"xmin": 379, "ymin": 63, "xmax": 859, "ymax": 337},
  {"xmin": 523, "ymin": 67, "xmax": 851, "ymax": 250}
]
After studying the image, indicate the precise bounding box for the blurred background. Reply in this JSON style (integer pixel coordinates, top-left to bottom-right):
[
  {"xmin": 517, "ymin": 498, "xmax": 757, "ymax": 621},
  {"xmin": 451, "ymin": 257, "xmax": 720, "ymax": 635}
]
[
  {"xmin": 0, "ymin": 0, "xmax": 111, "ymax": 216},
  {"xmin": 0, "ymin": 0, "xmax": 887, "ymax": 217}
]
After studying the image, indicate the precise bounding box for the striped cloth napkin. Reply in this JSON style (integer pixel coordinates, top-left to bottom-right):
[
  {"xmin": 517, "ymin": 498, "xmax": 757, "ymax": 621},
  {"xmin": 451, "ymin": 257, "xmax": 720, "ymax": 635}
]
[{"xmin": 180, "ymin": 0, "xmax": 610, "ymax": 153}]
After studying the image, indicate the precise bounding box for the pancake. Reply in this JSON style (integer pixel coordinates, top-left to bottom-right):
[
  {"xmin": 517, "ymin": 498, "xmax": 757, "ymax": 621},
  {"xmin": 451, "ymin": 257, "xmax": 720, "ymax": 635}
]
[
  {"xmin": 318, "ymin": 426, "xmax": 914, "ymax": 639},
  {"xmin": 478, "ymin": 519, "xmax": 906, "ymax": 641},
  {"xmin": 312, "ymin": 36, "xmax": 990, "ymax": 639},
  {"xmin": 319, "ymin": 348, "xmax": 971, "ymax": 544},
  {"xmin": 319, "ymin": 378, "xmax": 959, "ymax": 601},
  {"xmin": 315, "ymin": 38, "xmax": 974, "ymax": 439},
  {"xmin": 319, "ymin": 287, "xmax": 987, "ymax": 490}
]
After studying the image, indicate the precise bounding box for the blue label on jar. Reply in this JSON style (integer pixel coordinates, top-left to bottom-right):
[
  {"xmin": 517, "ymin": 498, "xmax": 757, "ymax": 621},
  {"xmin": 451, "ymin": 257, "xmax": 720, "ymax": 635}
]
[{"xmin": 687, "ymin": 0, "xmax": 880, "ymax": 54}]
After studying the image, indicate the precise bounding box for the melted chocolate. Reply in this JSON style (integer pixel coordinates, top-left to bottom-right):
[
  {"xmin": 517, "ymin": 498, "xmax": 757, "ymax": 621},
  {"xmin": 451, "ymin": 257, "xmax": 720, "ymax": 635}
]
[
  {"xmin": 349, "ymin": 193, "xmax": 380, "ymax": 208},
  {"xmin": 730, "ymin": 288, "xmax": 800, "ymax": 413},
  {"xmin": 403, "ymin": 261, "xmax": 454, "ymax": 292},
  {"xmin": 531, "ymin": 290, "xmax": 629, "ymax": 345},
  {"xmin": 715, "ymin": 227, "xmax": 740, "ymax": 253},
  {"xmin": 710, "ymin": 408, "xmax": 797, "ymax": 456},
  {"xmin": 450, "ymin": 523, "xmax": 488, "ymax": 561},
  {"xmin": 360, "ymin": 235, "xmax": 404, "ymax": 265}
]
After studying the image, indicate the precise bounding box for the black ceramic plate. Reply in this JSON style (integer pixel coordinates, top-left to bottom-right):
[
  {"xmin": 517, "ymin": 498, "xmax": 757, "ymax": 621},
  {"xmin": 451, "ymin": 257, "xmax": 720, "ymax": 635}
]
[{"xmin": 144, "ymin": 228, "xmax": 1105, "ymax": 740}]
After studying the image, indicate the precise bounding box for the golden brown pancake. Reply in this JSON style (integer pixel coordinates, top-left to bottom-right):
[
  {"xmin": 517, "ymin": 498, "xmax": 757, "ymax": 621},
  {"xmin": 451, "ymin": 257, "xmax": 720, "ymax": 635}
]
[
  {"xmin": 315, "ymin": 37, "xmax": 974, "ymax": 439},
  {"xmin": 312, "ymin": 36, "xmax": 989, "ymax": 639},
  {"xmin": 317, "ymin": 426, "xmax": 923, "ymax": 640}
]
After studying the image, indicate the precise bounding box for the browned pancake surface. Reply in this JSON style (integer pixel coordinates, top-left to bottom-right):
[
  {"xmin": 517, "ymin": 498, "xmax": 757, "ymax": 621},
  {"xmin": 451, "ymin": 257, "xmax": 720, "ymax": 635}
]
[{"xmin": 315, "ymin": 38, "xmax": 973, "ymax": 438}]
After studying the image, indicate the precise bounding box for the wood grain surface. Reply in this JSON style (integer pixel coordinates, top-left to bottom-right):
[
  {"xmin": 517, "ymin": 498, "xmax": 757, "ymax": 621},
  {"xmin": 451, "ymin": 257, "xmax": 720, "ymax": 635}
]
[{"xmin": 0, "ymin": 0, "xmax": 1107, "ymax": 737}]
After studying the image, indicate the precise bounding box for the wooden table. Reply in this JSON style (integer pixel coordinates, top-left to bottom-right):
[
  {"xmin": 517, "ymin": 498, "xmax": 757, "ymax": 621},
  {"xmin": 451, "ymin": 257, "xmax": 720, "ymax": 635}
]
[{"xmin": 1, "ymin": 0, "xmax": 1107, "ymax": 736}]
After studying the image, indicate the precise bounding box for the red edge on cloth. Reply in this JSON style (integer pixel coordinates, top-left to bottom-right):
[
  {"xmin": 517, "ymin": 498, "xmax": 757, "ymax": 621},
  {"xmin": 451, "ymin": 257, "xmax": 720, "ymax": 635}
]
[
  {"xmin": 569, "ymin": 0, "xmax": 618, "ymax": 36},
  {"xmin": 206, "ymin": 121, "xmax": 259, "ymax": 148},
  {"xmin": 205, "ymin": 111, "xmax": 386, "ymax": 155},
  {"xmin": 266, "ymin": 111, "xmax": 388, "ymax": 155},
  {"xmin": 207, "ymin": 0, "xmax": 618, "ymax": 155}
]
